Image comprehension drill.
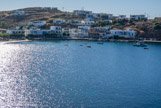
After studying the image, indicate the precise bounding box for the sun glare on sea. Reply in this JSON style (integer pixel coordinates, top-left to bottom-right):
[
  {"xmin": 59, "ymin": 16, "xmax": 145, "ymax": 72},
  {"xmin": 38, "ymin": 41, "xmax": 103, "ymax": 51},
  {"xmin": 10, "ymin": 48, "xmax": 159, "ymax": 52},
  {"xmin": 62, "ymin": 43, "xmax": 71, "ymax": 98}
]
[{"xmin": 0, "ymin": 43, "xmax": 37, "ymax": 107}]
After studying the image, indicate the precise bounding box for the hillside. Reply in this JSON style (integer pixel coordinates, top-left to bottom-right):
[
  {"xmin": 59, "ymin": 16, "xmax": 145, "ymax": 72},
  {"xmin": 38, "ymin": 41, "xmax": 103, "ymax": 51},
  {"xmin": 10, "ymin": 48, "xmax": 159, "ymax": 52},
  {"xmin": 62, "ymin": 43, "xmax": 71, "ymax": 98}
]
[
  {"xmin": 0, "ymin": 7, "xmax": 72, "ymax": 28},
  {"xmin": 0, "ymin": 7, "xmax": 161, "ymax": 39}
]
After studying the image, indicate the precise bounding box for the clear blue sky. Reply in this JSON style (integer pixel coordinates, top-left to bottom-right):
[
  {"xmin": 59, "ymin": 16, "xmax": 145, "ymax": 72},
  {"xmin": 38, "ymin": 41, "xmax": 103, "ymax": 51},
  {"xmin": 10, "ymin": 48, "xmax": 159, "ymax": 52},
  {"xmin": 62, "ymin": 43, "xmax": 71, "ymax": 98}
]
[{"xmin": 0, "ymin": 0, "xmax": 161, "ymax": 18}]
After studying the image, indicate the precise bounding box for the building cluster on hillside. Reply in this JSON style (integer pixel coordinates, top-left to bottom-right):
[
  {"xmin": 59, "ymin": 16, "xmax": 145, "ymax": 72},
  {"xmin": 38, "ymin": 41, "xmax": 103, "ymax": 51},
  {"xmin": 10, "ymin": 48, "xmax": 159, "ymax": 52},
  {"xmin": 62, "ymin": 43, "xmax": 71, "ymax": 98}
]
[
  {"xmin": 5, "ymin": 9, "xmax": 148, "ymax": 39},
  {"xmin": 11, "ymin": 11, "xmax": 25, "ymax": 16},
  {"xmin": 73, "ymin": 9, "xmax": 147, "ymax": 20},
  {"xmin": 6, "ymin": 24, "xmax": 137, "ymax": 39},
  {"xmin": 10, "ymin": 7, "xmax": 58, "ymax": 16}
]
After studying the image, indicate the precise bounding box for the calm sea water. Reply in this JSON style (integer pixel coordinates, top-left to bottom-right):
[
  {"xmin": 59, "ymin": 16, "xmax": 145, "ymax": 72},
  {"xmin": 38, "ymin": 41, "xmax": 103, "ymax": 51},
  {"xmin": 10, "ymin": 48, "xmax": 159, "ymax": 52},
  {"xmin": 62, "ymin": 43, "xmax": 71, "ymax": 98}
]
[{"xmin": 0, "ymin": 41, "xmax": 161, "ymax": 108}]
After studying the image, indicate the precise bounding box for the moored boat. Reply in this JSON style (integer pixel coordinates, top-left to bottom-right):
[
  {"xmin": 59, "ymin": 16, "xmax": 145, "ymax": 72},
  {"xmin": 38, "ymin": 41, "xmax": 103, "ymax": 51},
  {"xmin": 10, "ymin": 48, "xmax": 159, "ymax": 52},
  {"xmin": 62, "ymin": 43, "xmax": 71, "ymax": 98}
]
[
  {"xmin": 87, "ymin": 46, "xmax": 91, "ymax": 48},
  {"xmin": 144, "ymin": 48, "xmax": 149, "ymax": 50},
  {"xmin": 133, "ymin": 41, "xmax": 147, "ymax": 47}
]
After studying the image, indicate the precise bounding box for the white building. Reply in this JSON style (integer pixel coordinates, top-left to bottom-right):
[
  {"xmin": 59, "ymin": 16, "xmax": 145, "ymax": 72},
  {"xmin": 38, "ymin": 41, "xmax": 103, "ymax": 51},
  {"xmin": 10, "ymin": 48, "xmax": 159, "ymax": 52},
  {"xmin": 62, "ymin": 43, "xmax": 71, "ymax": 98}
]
[
  {"xmin": 0, "ymin": 28, "xmax": 6, "ymax": 33},
  {"xmin": 92, "ymin": 13, "xmax": 113, "ymax": 19},
  {"xmin": 66, "ymin": 20, "xmax": 73, "ymax": 24},
  {"xmin": 89, "ymin": 27, "xmax": 110, "ymax": 39},
  {"xmin": 25, "ymin": 29, "xmax": 51, "ymax": 36},
  {"xmin": 53, "ymin": 19, "xmax": 66, "ymax": 25},
  {"xmin": 110, "ymin": 28, "xmax": 137, "ymax": 38},
  {"xmin": 72, "ymin": 20, "xmax": 82, "ymax": 26},
  {"xmin": 130, "ymin": 15, "xmax": 147, "ymax": 20},
  {"xmin": 92, "ymin": 13, "xmax": 105, "ymax": 19},
  {"xmin": 107, "ymin": 14, "xmax": 114, "ymax": 19},
  {"xmin": 28, "ymin": 21, "xmax": 46, "ymax": 27},
  {"xmin": 11, "ymin": 11, "xmax": 25, "ymax": 16},
  {"xmin": 78, "ymin": 26, "xmax": 90, "ymax": 38},
  {"xmin": 50, "ymin": 26, "xmax": 62, "ymax": 35},
  {"xmin": 7, "ymin": 30, "xmax": 25, "ymax": 35},
  {"xmin": 103, "ymin": 20, "xmax": 113, "ymax": 24},
  {"xmin": 43, "ymin": 7, "xmax": 58, "ymax": 11},
  {"xmin": 73, "ymin": 10, "xmax": 93, "ymax": 17},
  {"xmin": 117, "ymin": 15, "xmax": 128, "ymax": 20},
  {"xmin": 69, "ymin": 26, "xmax": 90, "ymax": 38},
  {"xmin": 25, "ymin": 29, "xmax": 43, "ymax": 36},
  {"xmin": 69, "ymin": 29, "xmax": 79, "ymax": 37},
  {"xmin": 62, "ymin": 28, "xmax": 70, "ymax": 33},
  {"xmin": 81, "ymin": 19, "xmax": 96, "ymax": 26}
]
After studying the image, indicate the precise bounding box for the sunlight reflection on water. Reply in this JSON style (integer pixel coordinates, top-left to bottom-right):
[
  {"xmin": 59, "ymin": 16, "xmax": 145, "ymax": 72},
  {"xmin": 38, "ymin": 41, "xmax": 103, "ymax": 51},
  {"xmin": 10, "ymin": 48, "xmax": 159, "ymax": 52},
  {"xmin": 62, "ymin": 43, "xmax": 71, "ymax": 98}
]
[{"xmin": 0, "ymin": 41, "xmax": 161, "ymax": 107}]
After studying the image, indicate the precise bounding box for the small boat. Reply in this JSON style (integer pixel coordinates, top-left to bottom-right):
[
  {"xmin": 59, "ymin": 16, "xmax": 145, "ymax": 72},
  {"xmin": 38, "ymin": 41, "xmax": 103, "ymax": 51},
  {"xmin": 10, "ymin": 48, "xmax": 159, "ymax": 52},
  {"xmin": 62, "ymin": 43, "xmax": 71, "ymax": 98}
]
[
  {"xmin": 64, "ymin": 44, "xmax": 68, "ymax": 46},
  {"xmin": 97, "ymin": 37, "xmax": 103, "ymax": 42},
  {"xmin": 87, "ymin": 46, "xmax": 91, "ymax": 48},
  {"xmin": 144, "ymin": 48, "xmax": 149, "ymax": 50},
  {"xmin": 80, "ymin": 45, "xmax": 83, "ymax": 46},
  {"xmin": 133, "ymin": 41, "xmax": 147, "ymax": 47}
]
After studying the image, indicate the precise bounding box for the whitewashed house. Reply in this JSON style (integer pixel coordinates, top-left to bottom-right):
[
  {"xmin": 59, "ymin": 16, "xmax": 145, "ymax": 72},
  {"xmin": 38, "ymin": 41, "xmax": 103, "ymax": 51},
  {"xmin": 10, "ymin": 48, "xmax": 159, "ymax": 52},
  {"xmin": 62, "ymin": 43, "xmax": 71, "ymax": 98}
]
[
  {"xmin": 53, "ymin": 19, "xmax": 66, "ymax": 25},
  {"xmin": 103, "ymin": 20, "xmax": 113, "ymax": 24},
  {"xmin": 43, "ymin": 7, "xmax": 58, "ymax": 11},
  {"xmin": 89, "ymin": 27, "xmax": 110, "ymax": 38},
  {"xmin": 92, "ymin": 13, "xmax": 99, "ymax": 18},
  {"xmin": 62, "ymin": 28, "xmax": 70, "ymax": 34},
  {"xmin": 81, "ymin": 19, "xmax": 96, "ymax": 26},
  {"xmin": 66, "ymin": 20, "xmax": 73, "ymax": 24},
  {"xmin": 130, "ymin": 15, "xmax": 147, "ymax": 20},
  {"xmin": 72, "ymin": 20, "xmax": 82, "ymax": 26},
  {"xmin": 7, "ymin": 29, "xmax": 25, "ymax": 35},
  {"xmin": 50, "ymin": 26, "xmax": 62, "ymax": 35},
  {"xmin": 126, "ymin": 28, "xmax": 137, "ymax": 38},
  {"xmin": 107, "ymin": 14, "xmax": 114, "ymax": 19},
  {"xmin": 117, "ymin": 15, "xmax": 128, "ymax": 20},
  {"xmin": 73, "ymin": 10, "xmax": 93, "ymax": 17},
  {"xmin": 11, "ymin": 11, "xmax": 25, "ymax": 16},
  {"xmin": 78, "ymin": 26, "xmax": 90, "ymax": 38},
  {"xmin": 92, "ymin": 13, "xmax": 105, "ymax": 19},
  {"xmin": 69, "ymin": 29, "xmax": 79, "ymax": 37},
  {"xmin": 28, "ymin": 21, "xmax": 46, "ymax": 27},
  {"xmin": 25, "ymin": 29, "xmax": 51, "ymax": 36},
  {"xmin": 62, "ymin": 28, "xmax": 70, "ymax": 37},
  {"xmin": 92, "ymin": 13, "xmax": 113, "ymax": 19},
  {"xmin": 25, "ymin": 29, "xmax": 43, "ymax": 36},
  {"xmin": 110, "ymin": 28, "xmax": 136, "ymax": 38},
  {"xmin": 0, "ymin": 28, "xmax": 6, "ymax": 33}
]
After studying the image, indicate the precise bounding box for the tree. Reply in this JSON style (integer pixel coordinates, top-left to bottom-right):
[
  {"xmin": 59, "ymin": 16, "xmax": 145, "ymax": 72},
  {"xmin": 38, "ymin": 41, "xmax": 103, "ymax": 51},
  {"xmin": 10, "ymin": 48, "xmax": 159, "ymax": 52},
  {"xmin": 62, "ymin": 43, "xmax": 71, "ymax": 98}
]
[
  {"xmin": 154, "ymin": 24, "xmax": 161, "ymax": 30},
  {"xmin": 26, "ymin": 25, "xmax": 30, "ymax": 29},
  {"xmin": 63, "ymin": 32, "xmax": 66, "ymax": 36},
  {"xmin": 98, "ymin": 21, "xmax": 106, "ymax": 27},
  {"xmin": 101, "ymin": 15, "xmax": 109, "ymax": 20},
  {"xmin": 0, "ymin": 33, "xmax": 10, "ymax": 39},
  {"xmin": 0, "ymin": 21, "xmax": 8, "ymax": 29}
]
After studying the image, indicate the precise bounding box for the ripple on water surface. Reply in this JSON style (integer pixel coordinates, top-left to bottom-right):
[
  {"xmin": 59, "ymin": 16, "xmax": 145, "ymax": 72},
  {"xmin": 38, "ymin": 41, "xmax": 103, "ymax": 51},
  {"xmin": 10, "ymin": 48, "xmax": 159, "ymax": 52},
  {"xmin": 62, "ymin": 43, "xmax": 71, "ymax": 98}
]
[{"xmin": 0, "ymin": 41, "xmax": 161, "ymax": 107}]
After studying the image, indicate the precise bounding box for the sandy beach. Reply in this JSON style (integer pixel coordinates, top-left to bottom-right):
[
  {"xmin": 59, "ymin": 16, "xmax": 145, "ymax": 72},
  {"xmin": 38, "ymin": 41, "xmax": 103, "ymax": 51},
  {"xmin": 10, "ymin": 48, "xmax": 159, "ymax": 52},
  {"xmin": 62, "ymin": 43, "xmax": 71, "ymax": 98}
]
[{"xmin": 0, "ymin": 39, "xmax": 32, "ymax": 43}]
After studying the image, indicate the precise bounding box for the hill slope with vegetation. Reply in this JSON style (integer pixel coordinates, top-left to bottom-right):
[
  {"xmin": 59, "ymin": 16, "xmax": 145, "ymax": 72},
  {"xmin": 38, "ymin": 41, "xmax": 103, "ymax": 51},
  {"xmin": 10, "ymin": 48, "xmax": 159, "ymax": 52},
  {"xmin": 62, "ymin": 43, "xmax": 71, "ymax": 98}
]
[{"xmin": 0, "ymin": 7, "xmax": 161, "ymax": 39}]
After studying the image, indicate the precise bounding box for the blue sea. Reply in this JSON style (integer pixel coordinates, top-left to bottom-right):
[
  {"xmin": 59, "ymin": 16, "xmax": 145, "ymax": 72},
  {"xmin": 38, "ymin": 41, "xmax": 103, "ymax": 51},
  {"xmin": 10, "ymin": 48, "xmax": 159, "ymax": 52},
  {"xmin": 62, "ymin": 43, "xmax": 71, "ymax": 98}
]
[{"xmin": 0, "ymin": 41, "xmax": 161, "ymax": 108}]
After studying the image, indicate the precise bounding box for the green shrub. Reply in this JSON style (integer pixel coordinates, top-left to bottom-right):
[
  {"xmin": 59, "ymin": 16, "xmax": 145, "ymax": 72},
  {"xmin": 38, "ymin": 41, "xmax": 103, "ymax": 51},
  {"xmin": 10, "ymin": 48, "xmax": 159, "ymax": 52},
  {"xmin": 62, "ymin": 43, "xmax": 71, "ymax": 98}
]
[
  {"xmin": 101, "ymin": 15, "xmax": 109, "ymax": 20},
  {"xmin": 154, "ymin": 24, "xmax": 161, "ymax": 30},
  {"xmin": 0, "ymin": 33, "xmax": 10, "ymax": 38},
  {"xmin": 0, "ymin": 21, "xmax": 8, "ymax": 29}
]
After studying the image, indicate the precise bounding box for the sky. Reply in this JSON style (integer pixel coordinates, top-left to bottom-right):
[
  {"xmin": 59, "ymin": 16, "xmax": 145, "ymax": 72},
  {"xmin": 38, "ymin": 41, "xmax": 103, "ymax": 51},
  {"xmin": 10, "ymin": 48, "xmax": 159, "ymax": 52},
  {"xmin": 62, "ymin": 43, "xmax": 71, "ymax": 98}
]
[{"xmin": 0, "ymin": 0, "xmax": 161, "ymax": 19}]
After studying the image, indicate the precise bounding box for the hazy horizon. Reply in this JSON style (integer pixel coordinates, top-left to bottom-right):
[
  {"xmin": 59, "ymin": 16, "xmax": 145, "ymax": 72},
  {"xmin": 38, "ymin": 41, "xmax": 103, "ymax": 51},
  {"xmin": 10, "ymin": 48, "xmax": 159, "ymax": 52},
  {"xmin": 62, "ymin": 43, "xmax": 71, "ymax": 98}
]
[{"xmin": 0, "ymin": 0, "xmax": 161, "ymax": 19}]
